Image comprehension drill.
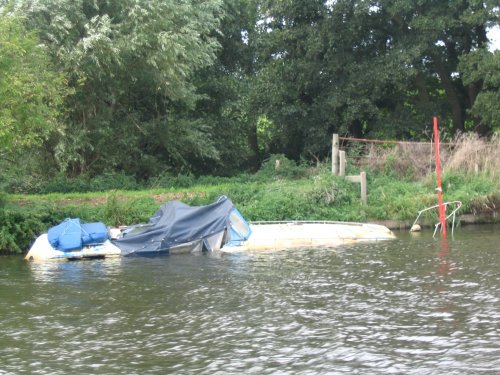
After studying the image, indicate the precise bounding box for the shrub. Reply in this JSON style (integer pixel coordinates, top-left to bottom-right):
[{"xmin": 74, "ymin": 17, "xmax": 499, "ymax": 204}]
[
  {"xmin": 39, "ymin": 173, "xmax": 90, "ymax": 193},
  {"xmin": 89, "ymin": 173, "xmax": 140, "ymax": 191},
  {"xmin": 256, "ymin": 155, "xmax": 309, "ymax": 180},
  {"xmin": 309, "ymin": 173, "xmax": 355, "ymax": 206},
  {"xmin": 469, "ymin": 193, "xmax": 500, "ymax": 216},
  {"xmin": 0, "ymin": 192, "xmax": 7, "ymax": 209},
  {"xmin": 0, "ymin": 210, "xmax": 52, "ymax": 254},
  {"xmin": 98, "ymin": 194, "xmax": 157, "ymax": 226},
  {"xmin": 149, "ymin": 173, "xmax": 197, "ymax": 189}
]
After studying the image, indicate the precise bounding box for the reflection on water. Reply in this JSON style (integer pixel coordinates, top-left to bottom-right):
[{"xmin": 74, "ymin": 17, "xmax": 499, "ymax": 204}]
[
  {"xmin": 28, "ymin": 257, "xmax": 125, "ymax": 284},
  {"xmin": 1, "ymin": 225, "xmax": 499, "ymax": 374}
]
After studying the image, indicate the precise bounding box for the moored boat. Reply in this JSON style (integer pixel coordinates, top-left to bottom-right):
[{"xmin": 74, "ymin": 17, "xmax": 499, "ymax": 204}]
[
  {"xmin": 25, "ymin": 197, "xmax": 248, "ymax": 261},
  {"xmin": 25, "ymin": 196, "xmax": 395, "ymax": 261}
]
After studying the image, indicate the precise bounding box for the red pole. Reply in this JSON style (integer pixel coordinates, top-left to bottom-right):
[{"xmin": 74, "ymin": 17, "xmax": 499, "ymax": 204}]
[{"xmin": 433, "ymin": 117, "xmax": 447, "ymax": 238}]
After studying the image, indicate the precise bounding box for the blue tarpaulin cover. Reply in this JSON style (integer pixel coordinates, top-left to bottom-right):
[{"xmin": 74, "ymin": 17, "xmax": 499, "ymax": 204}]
[
  {"xmin": 113, "ymin": 196, "xmax": 242, "ymax": 256},
  {"xmin": 48, "ymin": 219, "xmax": 109, "ymax": 251}
]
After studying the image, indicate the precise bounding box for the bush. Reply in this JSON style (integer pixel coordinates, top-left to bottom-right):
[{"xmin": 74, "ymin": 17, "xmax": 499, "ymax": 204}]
[
  {"xmin": 0, "ymin": 209, "xmax": 53, "ymax": 254},
  {"xmin": 148, "ymin": 173, "xmax": 197, "ymax": 189},
  {"xmin": 256, "ymin": 155, "xmax": 309, "ymax": 180},
  {"xmin": 0, "ymin": 191, "xmax": 7, "ymax": 209},
  {"xmin": 89, "ymin": 173, "xmax": 140, "ymax": 192},
  {"xmin": 39, "ymin": 173, "xmax": 90, "ymax": 193},
  {"xmin": 98, "ymin": 194, "xmax": 157, "ymax": 226}
]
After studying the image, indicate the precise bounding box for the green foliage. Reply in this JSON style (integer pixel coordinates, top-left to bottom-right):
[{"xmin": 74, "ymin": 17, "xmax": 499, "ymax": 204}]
[
  {"xmin": 89, "ymin": 174, "xmax": 141, "ymax": 192},
  {"xmin": 1, "ymin": 172, "xmax": 141, "ymax": 194},
  {"xmin": 14, "ymin": 0, "xmax": 224, "ymax": 176},
  {"xmin": 100, "ymin": 194, "xmax": 156, "ymax": 227},
  {"xmin": 0, "ymin": 14, "xmax": 67, "ymax": 154},
  {"xmin": 309, "ymin": 173, "xmax": 354, "ymax": 206},
  {"xmin": 217, "ymin": 168, "xmax": 359, "ymax": 222},
  {"xmin": 0, "ymin": 192, "xmax": 7, "ymax": 209},
  {"xmin": 440, "ymin": 171, "xmax": 496, "ymax": 213},
  {"xmin": 469, "ymin": 193, "xmax": 500, "ymax": 216},
  {"xmin": 459, "ymin": 49, "xmax": 500, "ymax": 133},
  {"xmin": 0, "ymin": 209, "xmax": 52, "ymax": 254},
  {"xmin": 365, "ymin": 175, "xmax": 434, "ymax": 220},
  {"xmin": 256, "ymin": 155, "xmax": 309, "ymax": 180},
  {"xmin": 4, "ymin": 0, "xmax": 499, "ymax": 181}
]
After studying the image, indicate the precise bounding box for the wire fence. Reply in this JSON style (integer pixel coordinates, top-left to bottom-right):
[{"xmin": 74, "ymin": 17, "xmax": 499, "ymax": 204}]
[{"xmin": 336, "ymin": 134, "xmax": 499, "ymax": 179}]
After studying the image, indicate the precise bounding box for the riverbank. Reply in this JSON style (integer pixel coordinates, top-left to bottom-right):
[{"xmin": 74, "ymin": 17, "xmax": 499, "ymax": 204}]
[
  {"xmin": 1, "ymin": 162, "xmax": 499, "ymax": 255},
  {"xmin": 374, "ymin": 212, "xmax": 499, "ymax": 231}
]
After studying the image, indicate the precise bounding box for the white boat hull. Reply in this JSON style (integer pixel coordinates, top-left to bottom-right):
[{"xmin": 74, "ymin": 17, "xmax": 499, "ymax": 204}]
[
  {"xmin": 221, "ymin": 221, "xmax": 395, "ymax": 253},
  {"xmin": 25, "ymin": 231, "xmax": 225, "ymax": 261},
  {"xmin": 25, "ymin": 221, "xmax": 395, "ymax": 260},
  {"xmin": 25, "ymin": 234, "xmax": 122, "ymax": 261}
]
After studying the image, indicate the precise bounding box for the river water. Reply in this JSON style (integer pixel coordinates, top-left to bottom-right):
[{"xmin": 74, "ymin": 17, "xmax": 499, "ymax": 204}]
[{"xmin": 1, "ymin": 224, "xmax": 499, "ymax": 374}]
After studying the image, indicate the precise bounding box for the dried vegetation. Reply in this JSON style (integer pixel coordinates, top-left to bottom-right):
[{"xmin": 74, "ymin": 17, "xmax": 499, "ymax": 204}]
[{"xmin": 361, "ymin": 133, "xmax": 499, "ymax": 182}]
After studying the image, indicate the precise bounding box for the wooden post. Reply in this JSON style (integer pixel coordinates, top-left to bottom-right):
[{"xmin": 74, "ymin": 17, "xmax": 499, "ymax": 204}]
[
  {"xmin": 360, "ymin": 171, "xmax": 367, "ymax": 204},
  {"xmin": 332, "ymin": 134, "xmax": 339, "ymax": 175},
  {"xmin": 339, "ymin": 150, "xmax": 346, "ymax": 177},
  {"xmin": 346, "ymin": 172, "xmax": 367, "ymax": 204}
]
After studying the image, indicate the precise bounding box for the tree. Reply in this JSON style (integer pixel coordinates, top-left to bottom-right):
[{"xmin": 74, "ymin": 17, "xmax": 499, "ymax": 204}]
[
  {"xmin": 248, "ymin": 0, "xmax": 499, "ymax": 163},
  {"xmin": 193, "ymin": 0, "xmax": 264, "ymax": 173},
  {"xmin": 381, "ymin": 0, "xmax": 498, "ymax": 133},
  {"xmin": 16, "ymin": 0, "xmax": 224, "ymax": 176},
  {"xmin": 459, "ymin": 49, "xmax": 500, "ymax": 133},
  {"xmin": 0, "ymin": 14, "xmax": 66, "ymax": 156}
]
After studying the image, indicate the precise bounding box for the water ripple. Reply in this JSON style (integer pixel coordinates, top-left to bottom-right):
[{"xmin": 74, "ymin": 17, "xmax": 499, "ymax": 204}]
[{"xmin": 0, "ymin": 225, "xmax": 499, "ymax": 374}]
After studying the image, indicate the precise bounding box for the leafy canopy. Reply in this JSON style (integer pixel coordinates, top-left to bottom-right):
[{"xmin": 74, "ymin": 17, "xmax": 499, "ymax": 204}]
[
  {"xmin": 0, "ymin": 14, "xmax": 66, "ymax": 154},
  {"xmin": 16, "ymin": 0, "xmax": 224, "ymax": 176}
]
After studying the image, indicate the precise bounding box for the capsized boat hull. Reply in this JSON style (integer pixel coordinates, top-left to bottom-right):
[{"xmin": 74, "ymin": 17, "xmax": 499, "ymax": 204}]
[{"xmin": 221, "ymin": 221, "xmax": 396, "ymax": 253}]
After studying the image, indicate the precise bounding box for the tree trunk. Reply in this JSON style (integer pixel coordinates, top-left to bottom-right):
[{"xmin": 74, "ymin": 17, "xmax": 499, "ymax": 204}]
[
  {"xmin": 415, "ymin": 71, "xmax": 431, "ymax": 105},
  {"xmin": 247, "ymin": 123, "xmax": 260, "ymax": 172},
  {"xmin": 434, "ymin": 60, "xmax": 465, "ymax": 132},
  {"xmin": 349, "ymin": 119, "xmax": 363, "ymax": 138}
]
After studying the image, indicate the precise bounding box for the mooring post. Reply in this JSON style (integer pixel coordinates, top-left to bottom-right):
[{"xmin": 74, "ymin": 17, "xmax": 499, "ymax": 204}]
[
  {"xmin": 332, "ymin": 134, "xmax": 339, "ymax": 175},
  {"xmin": 339, "ymin": 150, "xmax": 346, "ymax": 177}
]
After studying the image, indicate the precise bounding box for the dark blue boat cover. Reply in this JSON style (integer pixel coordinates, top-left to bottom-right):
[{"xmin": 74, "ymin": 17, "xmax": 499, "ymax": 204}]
[{"xmin": 113, "ymin": 196, "xmax": 240, "ymax": 255}]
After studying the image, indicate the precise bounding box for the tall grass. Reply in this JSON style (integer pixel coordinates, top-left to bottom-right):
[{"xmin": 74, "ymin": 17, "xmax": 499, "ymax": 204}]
[
  {"xmin": 446, "ymin": 133, "xmax": 500, "ymax": 182},
  {"xmin": 363, "ymin": 132, "xmax": 499, "ymax": 183}
]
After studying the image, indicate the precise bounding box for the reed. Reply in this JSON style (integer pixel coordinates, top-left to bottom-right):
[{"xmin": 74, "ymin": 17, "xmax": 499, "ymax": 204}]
[{"xmin": 446, "ymin": 133, "xmax": 500, "ymax": 182}]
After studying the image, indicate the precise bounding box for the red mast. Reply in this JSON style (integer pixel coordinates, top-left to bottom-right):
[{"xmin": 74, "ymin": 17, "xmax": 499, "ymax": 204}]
[{"xmin": 433, "ymin": 117, "xmax": 447, "ymax": 238}]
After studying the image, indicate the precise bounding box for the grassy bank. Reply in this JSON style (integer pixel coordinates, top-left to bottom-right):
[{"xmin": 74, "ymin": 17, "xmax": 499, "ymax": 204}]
[
  {"xmin": 1, "ymin": 169, "xmax": 498, "ymax": 255},
  {"xmin": 1, "ymin": 135, "xmax": 499, "ymax": 255}
]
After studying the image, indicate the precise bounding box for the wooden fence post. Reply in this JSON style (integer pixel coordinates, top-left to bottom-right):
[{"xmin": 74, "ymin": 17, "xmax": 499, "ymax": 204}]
[
  {"xmin": 339, "ymin": 150, "xmax": 346, "ymax": 177},
  {"xmin": 333, "ymin": 133, "xmax": 367, "ymax": 203},
  {"xmin": 360, "ymin": 171, "xmax": 367, "ymax": 204},
  {"xmin": 332, "ymin": 134, "xmax": 339, "ymax": 175}
]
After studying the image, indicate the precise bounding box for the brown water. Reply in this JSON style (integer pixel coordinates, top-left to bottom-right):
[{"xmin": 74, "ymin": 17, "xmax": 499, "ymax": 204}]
[{"xmin": 1, "ymin": 224, "xmax": 499, "ymax": 374}]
